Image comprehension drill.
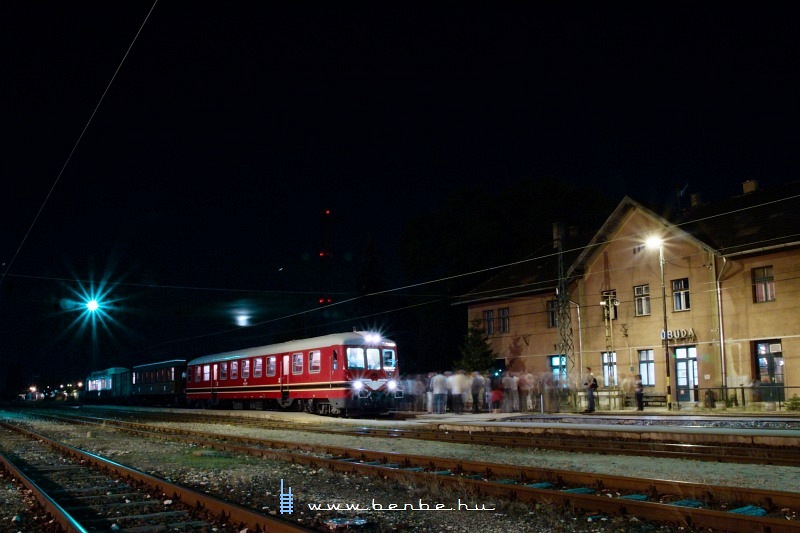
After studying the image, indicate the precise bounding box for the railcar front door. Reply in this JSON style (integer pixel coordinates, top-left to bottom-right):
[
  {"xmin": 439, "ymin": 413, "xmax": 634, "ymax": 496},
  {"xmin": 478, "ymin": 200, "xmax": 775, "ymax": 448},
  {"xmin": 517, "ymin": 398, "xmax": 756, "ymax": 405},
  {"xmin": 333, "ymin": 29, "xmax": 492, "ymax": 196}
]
[{"xmin": 281, "ymin": 355, "xmax": 290, "ymax": 403}]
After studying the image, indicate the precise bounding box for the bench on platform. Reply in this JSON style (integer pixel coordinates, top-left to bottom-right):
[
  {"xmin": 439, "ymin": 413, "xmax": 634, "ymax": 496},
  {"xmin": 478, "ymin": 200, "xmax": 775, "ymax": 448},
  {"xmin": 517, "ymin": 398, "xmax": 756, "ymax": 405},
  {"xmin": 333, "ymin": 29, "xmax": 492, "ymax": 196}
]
[{"xmin": 625, "ymin": 393, "xmax": 668, "ymax": 407}]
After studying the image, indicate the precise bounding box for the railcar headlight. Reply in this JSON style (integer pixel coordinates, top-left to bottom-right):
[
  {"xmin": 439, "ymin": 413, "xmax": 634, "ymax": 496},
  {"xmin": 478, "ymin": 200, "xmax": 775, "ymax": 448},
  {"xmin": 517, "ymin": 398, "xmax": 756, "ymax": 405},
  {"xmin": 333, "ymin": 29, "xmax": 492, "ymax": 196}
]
[
  {"xmin": 352, "ymin": 380, "xmax": 364, "ymax": 391},
  {"xmin": 386, "ymin": 380, "xmax": 397, "ymax": 391}
]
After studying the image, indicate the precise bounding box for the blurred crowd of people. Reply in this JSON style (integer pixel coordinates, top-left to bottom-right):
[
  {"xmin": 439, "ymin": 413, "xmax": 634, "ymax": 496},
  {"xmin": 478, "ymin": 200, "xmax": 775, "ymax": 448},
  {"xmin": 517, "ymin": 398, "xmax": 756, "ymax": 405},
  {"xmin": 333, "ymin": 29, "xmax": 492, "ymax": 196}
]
[{"xmin": 397, "ymin": 370, "xmax": 558, "ymax": 414}]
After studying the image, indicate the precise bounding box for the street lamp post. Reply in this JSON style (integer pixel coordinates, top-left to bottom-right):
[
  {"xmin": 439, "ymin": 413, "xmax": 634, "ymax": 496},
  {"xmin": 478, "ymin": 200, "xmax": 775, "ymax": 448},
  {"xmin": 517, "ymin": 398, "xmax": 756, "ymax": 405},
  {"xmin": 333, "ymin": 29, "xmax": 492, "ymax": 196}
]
[{"xmin": 647, "ymin": 237, "xmax": 672, "ymax": 410}]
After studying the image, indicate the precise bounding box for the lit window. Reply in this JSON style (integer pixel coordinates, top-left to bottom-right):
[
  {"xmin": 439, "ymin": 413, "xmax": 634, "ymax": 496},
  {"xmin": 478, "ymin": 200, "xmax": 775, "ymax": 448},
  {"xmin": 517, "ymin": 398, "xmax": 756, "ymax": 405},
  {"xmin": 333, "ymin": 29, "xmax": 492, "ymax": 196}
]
[
  {"xmin": 671, "ymin": 278, "xmax": 690, "ymax": 311},
  {"xmin": 242, "ymin": 359, "xmax": 250, "ymax": 379},
  {"xmin": 347, "ymin": 348, "xmax": 365, "ymax": 369},
  {"xmin": 266, "ymin": 356, "xmax": 276, "ymax": 377},
  {"xmin": 253, "ymin": 357, "xmax": 263, "ymax": 378},
  {"xmin": 602, "ymin": 351, "xmax": 617, "ymax": 387},
  {"xmin": 220, "ymin": 362, "xmax": 228, "ymax": 380},
  {"xmin": 638, "ymin": 349, "xmax": 655, "ymax": 386},
  {"xmin": 230, "ymin": 361, "xmax": 239, "ymax": 380},
  {"xmin": 309, "ymin": 351, "xmax": 321, "ymax": 373},
  {"xmin": 382, "ymin": 349, "xmax": 396, "ymax": 369},
  {"xmin": 634, "ymin": 284, "xmax": 650, "ymax": 316},
  {"xmin": 549, "ymin": 355, "xmax": 566, "ymax": 384},
  {"xmin": 753, "ymin": 266, "xmax": 775, "ymax": 303},
  {"xmin": 203, "ymin": 365, "xmax": 210, "ymax": 382},
  {"xmin": 292, "ymin": 353, "xmax": 303, "ymax": 374},
  {"xmin": 367, "ymin": 348, "xmax": 381, "ymax": 369}
]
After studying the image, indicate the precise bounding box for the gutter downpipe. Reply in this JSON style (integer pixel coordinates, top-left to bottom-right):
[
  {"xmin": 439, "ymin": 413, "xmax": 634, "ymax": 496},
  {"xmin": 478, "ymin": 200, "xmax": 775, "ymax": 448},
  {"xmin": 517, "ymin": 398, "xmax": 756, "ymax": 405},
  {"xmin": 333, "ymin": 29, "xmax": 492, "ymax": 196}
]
[
  {"xmin": 715, "ymin": 255, "xmax": 728, "ymax": 389},
  {"xmin": 570, "ymin": 300, "xmax": 583, "ymax": 383}
]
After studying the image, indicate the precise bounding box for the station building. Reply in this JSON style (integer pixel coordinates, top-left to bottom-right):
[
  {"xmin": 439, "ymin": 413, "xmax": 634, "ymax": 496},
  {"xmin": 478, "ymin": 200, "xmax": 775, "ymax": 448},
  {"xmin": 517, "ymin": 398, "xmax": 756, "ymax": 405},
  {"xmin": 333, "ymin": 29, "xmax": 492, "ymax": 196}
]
[{"xmin": 461, "ymin": 180, "xmax": 800, "ymax": 410}]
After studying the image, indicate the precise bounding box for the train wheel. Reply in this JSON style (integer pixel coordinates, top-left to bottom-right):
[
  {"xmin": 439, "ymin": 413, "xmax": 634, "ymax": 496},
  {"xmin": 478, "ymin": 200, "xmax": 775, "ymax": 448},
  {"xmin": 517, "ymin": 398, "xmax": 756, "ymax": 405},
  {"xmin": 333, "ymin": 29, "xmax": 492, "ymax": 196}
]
[{"xmin": 304, "ymin": 399, "xmax": 316, "ymax": 413}]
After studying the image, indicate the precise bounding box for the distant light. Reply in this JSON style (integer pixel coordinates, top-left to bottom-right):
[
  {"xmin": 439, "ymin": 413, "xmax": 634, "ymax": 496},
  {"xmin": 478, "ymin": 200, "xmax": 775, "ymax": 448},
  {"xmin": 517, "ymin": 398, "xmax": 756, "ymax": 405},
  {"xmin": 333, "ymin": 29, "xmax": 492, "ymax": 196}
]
[
  {"xmin": 236, "ymin": 314, "xmax": 251, "ymax": 327},
  {"xmin": 86, "ymin": 299, "xmax": 100, "ymax": 312},
  {"xmin": 645, "ymin": 236, "xmax": 663, "ymax": 250}
]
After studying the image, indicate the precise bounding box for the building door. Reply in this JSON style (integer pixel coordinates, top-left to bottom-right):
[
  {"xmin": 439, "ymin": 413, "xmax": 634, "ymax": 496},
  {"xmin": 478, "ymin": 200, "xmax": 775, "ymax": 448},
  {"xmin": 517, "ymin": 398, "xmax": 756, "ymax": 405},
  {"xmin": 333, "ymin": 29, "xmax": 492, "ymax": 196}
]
[
  {"xmin": 755, "ymin": 341, "xmax": 785, "ymax": 402},
  {"xmin": 675, "ymin": 346, "xmax": 697, "ymax": 403}
]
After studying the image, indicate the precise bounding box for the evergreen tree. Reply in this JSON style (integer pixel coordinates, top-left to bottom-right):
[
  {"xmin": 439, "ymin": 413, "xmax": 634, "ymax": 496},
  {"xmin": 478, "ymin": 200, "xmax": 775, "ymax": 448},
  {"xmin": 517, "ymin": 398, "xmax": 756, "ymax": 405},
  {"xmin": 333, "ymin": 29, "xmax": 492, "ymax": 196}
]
[{"xmin": 456, "ymin": 318, "xmax": 498, "ymax": 371}]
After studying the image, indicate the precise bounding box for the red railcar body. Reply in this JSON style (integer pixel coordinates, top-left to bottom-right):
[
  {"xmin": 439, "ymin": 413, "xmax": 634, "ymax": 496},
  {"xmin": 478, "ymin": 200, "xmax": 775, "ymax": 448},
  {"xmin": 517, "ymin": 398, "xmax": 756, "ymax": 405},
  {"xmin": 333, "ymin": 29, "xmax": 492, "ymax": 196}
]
[{"xmin": 185, "ymin": 331, "xmax": 401, "ymax": 415}]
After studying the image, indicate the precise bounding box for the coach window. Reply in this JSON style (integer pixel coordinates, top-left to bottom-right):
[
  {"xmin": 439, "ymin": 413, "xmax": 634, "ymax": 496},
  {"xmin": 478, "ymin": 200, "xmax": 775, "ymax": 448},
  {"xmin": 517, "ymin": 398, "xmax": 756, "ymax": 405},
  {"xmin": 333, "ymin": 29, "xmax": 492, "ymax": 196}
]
[
  {"xmin": 266, "ymin": 356, "xmax": 276, "ymax": 377},
  {"xmin": 383, "ymin": 349, "xmax": 396, "ymax": 369},
  {"xmin": 366, "ymin": 348, "xmax": 381, "ymax": 370},
  {"xmin": 242, "ymin": 359, "xmax": 250, "ymax": 379},
  {"xmin": 309, "ymin": 351, "xmax": 321, "ymax": 373},
  {"xmin": 231, "ymin": 361, "xmax": 239, "ymax": 380},
  {"xmin": 347, "ymin": 348, "xmax": 365, "ymax": 369},
  {"xmin": 220, "ymin": 362, "xmax": 228, "ymax": 380},
  {"xmin": 292, "ymin": 353, "xmax": 303, "ymax": 374},
  {"xmin": 254, "ymin": 357, "xmax": 263, "ymax": 378},
  {"xmin": 194, "ymin": 366, "xmax": 202, "ymax": 382},
  {"xmin": 203, "ymin": 365, "xmax": 211, "ymax": 382}
]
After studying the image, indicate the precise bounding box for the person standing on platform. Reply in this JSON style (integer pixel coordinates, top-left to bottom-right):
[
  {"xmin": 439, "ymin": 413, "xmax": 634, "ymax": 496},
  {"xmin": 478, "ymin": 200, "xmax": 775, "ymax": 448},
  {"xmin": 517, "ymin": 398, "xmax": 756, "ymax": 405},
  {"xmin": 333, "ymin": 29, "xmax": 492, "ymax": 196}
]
[
  {"xmin": 584, "ymin": 367, "xmax": 597, "ymax": 413},
  {"xmin": 431, "ymin": 371, "xmax": 448, "ymax": 414},
  {"xmin": 635, "ymin": 374, "xmax": 644, "ymax": 411},
  {"xmin": 471, "ymin": 371, "xmax": 485, "ymax": 413}
]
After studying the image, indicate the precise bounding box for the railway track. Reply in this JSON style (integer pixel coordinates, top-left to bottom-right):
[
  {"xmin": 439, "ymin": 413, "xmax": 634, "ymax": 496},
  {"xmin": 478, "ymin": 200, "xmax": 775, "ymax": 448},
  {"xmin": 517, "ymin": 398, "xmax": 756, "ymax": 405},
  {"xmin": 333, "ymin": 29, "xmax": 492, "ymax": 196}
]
[
  {"xmin": 61, "ymin": 407, "xmax": 800, "ymax": 467},
  {"xmin": 22, "ymin": 410, "xmax": 800, "ymax": 532},
  {"xmin": 0, "ymin": 421, "xmax": 312, "ymax": 532}
]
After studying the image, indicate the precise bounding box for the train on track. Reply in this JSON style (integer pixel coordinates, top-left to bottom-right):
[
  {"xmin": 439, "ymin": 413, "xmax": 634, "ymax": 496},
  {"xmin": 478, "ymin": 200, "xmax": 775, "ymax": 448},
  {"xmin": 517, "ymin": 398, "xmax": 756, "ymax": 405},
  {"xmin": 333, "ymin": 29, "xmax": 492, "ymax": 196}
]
[{"xmin": 82, "ymin": 331, "xmax": 403, "ymax": 415}]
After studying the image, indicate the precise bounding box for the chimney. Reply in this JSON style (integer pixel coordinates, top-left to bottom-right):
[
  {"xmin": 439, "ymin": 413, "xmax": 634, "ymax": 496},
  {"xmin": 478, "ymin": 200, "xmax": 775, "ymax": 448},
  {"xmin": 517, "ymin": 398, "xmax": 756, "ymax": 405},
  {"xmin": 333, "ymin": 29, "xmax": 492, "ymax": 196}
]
[{"xmin": 742, "ymin": 180, "xmax": 759, "ymax": 194}]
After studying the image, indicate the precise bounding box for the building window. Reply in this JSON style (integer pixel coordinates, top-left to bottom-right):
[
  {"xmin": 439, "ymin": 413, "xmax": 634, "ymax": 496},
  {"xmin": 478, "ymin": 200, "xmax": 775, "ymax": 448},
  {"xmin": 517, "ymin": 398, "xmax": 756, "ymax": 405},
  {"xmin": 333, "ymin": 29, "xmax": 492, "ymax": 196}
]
[
  {"xmin": 547, "ymin": 300, "xmax": 558, "ymax": 328},
  {"xmin": 634, "ymin": 284, "xmax": 650, "ymax": 316},
  {"xmin": 483, "ymin": 310, "xmax": 494, "ymax": 335},
  {"xmin": 671, "ymin": 278, "xmax": 690, "ymax": 311},
  {"xmin": 549, "ymin": 355, "xmax": 567, "ymax": 385},
  {"xmin": 309, "ymin": 351, "xmax": 321, "ymax": 373},
  {"xmin": 292, "ymin": 353, "xmax": 303, "ymax": 375},
  {"xmin": 638, "ymin": 349, "xmax": 655, "ymax": 386},
  {"xmin": 499, "ymin": 307, "xmax": 510, "ymax": 333},
  {"xmin": 602, "ymin": 351, "xmax": 617, "ymax": 387},
  {"xmin": 753, "ymin": 266, "xmax": 775, "ymax": 303}
]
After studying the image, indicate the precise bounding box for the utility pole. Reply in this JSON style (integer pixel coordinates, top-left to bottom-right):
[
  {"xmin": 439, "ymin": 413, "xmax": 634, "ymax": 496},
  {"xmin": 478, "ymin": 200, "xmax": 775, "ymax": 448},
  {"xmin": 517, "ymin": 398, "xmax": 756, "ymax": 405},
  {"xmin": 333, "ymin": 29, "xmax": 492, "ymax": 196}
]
[{"xmin": 554, "ymin": 223, "xmax": 575, "ymax": 406}]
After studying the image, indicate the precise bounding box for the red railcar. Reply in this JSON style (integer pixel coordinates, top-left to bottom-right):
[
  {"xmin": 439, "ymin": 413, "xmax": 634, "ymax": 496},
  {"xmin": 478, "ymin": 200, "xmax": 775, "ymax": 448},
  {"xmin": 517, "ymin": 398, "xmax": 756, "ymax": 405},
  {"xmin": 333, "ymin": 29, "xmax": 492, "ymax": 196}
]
[{"xmin": 185, "ymin": 331, "xmax": 402, "ymax": 415}]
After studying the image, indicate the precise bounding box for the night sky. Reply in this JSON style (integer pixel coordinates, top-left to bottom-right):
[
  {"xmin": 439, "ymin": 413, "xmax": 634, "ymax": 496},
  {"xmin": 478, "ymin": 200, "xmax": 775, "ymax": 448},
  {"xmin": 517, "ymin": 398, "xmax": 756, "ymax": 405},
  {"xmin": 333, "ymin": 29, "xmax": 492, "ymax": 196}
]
[{"xmin": 1, "ymin": 3, "xmax": 798, "ymax": 390}]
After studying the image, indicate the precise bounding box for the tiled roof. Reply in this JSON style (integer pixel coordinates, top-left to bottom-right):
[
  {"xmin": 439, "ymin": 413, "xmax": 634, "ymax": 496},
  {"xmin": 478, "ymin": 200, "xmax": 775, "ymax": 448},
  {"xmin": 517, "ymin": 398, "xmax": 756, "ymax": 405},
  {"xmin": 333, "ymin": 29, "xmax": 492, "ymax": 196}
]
[
  {"xmin": 671, "ymin": 180, "xmax": 800, "ymax": 256},
  {"xmin": 457, "ymin": 180, "xmax": 800, "ymax": 304}
]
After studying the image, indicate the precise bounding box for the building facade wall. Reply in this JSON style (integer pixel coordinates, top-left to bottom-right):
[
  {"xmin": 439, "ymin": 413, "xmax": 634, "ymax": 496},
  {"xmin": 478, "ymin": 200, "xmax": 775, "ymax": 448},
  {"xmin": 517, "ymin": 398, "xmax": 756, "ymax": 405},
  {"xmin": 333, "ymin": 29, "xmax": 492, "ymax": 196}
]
[{"xmin": 467, "ymin": 205, "xmax": 799, "ymax": 408}]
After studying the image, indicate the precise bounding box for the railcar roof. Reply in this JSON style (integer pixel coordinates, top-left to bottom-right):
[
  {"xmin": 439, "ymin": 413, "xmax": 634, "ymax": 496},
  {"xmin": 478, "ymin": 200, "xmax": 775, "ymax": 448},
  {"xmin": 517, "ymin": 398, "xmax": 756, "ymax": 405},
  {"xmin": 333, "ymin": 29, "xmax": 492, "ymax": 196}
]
[
  {"xmin": 187, "ymin": 331, "xmax": 396, "ymax": 366},
  {"xmin": 132, "ymin": 359, "xmax": 187, "ymax": 370}
]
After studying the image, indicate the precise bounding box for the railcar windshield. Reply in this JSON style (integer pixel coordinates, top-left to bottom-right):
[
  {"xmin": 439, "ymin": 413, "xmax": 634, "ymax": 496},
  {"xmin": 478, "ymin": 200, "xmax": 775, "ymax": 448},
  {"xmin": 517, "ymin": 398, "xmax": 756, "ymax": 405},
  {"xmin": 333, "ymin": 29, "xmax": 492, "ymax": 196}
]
[
  {"xmin": 346, "ymin": 347, "xmax": 365, "ymax": 369},
  {"xmin": 382, "ymin": 349, "xmax": 396, "ymax": 370},
  {"xmin": 347, "ymin": 346, "xmax": 396, "ymax": 370}
]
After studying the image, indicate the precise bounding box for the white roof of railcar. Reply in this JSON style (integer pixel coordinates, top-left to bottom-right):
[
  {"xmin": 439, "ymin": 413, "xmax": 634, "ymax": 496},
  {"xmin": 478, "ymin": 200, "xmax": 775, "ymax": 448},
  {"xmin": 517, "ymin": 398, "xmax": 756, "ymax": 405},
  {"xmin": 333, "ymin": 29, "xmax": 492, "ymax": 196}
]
[{"xmin": 187, "ymin": 331, "xmax": 396, "ymax": 366}]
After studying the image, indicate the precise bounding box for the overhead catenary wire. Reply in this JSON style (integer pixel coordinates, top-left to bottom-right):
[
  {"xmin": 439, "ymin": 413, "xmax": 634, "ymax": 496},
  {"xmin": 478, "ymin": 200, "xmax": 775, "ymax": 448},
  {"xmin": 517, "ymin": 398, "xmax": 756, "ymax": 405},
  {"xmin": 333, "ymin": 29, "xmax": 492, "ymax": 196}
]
[{"xmin": 0, "ymin": 1, "xmax": 159, "ymax": 289}]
